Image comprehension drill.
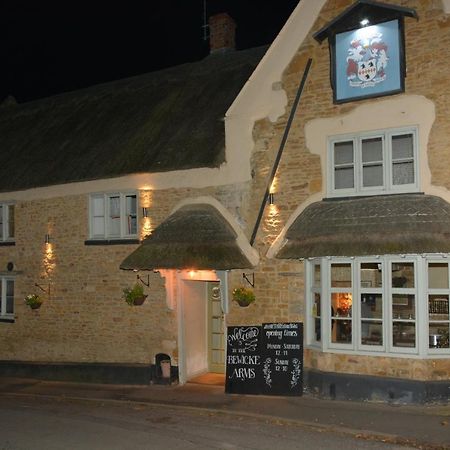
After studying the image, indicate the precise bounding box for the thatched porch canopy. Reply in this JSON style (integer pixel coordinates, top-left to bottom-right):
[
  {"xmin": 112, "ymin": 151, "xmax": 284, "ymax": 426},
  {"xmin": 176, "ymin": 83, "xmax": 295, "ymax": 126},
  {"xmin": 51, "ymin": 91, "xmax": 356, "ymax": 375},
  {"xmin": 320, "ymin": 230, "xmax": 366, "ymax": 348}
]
[
  {"xmin": 120, "ymin": 203, "xmax": 258, "ymax": 270},
  {"xmin": 276, "ymin": 194, "xmax": 450, "ymax": 259}
]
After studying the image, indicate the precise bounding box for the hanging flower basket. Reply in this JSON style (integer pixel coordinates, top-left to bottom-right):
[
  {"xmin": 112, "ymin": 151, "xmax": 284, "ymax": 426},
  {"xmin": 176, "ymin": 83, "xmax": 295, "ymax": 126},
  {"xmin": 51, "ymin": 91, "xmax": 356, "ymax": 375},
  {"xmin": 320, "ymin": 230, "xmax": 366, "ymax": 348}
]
[
  {"xmin": 232, "ymin": 287, "xmax": 255, "ymax": 307},
  {"xmin": 123, "ymin": 283, "xmax": 147, "ymax": 306},
  {"xmin": 24, "ymin": 294, "xmax": 42, "ymax": 310}
]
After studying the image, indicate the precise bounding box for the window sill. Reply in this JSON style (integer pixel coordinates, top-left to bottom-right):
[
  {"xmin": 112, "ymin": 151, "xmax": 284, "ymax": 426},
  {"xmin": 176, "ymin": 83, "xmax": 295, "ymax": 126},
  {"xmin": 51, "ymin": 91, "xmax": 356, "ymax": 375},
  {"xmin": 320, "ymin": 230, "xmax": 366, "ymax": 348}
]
[
  {"xmin": 84, "ymin": 239, "xmax": 140, "ymax": 246},
  {"xmin": 0, "ymin": 316, "xmax": 15, "ymax": 323},
  {"xmin": 0, "ymin": 241, "xmax": 15, "ymax": 247}
]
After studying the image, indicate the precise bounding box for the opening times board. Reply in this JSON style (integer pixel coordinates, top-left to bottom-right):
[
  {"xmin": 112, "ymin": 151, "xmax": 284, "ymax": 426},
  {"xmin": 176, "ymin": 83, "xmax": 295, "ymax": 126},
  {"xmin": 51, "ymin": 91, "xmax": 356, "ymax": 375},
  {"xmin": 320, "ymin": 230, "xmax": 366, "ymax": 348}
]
[{"xmin": 225, "ymin": 322, "xmax": 303, "ymax": 396}]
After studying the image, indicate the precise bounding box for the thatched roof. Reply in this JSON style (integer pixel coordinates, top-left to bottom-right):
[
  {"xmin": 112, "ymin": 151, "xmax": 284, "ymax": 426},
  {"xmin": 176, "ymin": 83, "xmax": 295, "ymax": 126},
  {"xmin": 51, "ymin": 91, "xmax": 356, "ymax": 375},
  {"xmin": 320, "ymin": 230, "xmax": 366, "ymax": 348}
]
[
  {"xmin": 0, "ymin": 47, "xmax": 266, "ymax": 192},
  {"xmin": 276, "ymin": 194, "xmax": 450, "ymax": 259},
  {"xmin": 120, "ymin": 203, "xmax": 258, "ymax": 270}
]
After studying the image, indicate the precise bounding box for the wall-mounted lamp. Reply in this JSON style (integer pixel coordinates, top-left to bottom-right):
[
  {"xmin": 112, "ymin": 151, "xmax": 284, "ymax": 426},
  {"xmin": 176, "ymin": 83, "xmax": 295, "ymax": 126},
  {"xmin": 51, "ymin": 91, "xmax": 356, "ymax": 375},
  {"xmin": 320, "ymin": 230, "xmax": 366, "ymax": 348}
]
[
  {"xmin": 45, "ymin": 234, "xmax": 51, "ymax": 244},
  {"xmin": 142, "ymin": 207, "xmax": 149, "ymax": 218},
  {"xmin": 268, "ymin": 193, "xmax": 275, "ymax": 205}
]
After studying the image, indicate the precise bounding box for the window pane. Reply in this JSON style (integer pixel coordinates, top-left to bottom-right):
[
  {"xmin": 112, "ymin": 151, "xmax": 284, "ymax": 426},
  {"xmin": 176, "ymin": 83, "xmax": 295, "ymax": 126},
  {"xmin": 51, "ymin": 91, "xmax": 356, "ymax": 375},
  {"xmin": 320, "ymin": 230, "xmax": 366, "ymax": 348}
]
[
  {"xmin": 392, "ymin": 262, "xmax": 414, "ymax": 288},
  {"xmin": 331, "ymin": 319, "xmax": 352, "ymax": 344},
  {"xmin": 0, "ymin": 205, "xmax": 3, "ymax": 240},
  {"xmin": 428, "ymin": 263, "xmax": 449, "ymax": 289},
  {"xmin": 92, "ymin": 196, "xmax": 105, "ymax": 216},
  {"xmin": 362, "ymin": 137, "xmax": 382, "ymax": 163},
  {"xmin": 313, "ymin": 293, "xmax": 321, "ymax": 343},
  {"xmin": 6, "ymin": 280, "xmax": 14, "ymax": 314},
  {"xmin": 428, "ymin": 295, "xmax": 449, "ymax": 319},
  {"xmin": 108, "ymin": 196, "xmax": 121, "ymax": 236},
  {"xmin": 392, "ymin": 134, "xmax": 413, "ymax": 159},
  {"xmin": 393, "ymin": 161, "xmax": 414, "ymax": 185},
  {"xmin": 331, "ymin": 263, "xmax": 351, "ymax": 288},
  {"xmin": 334, "ymin": 141, "xmax": 353, "ymax": 164},
  {"xmin": 313, "ymin": 293, "xmax": 321, "ymax": 317},
  {"xmin": 7, "ymin": 205, "xmax": 14, "ymax": 239},
  {"xmin": 392, "ymin": 294, "xmax": 415, "ymax": 320},
  {"xmin": 363, "ymin": 164, "xmax": 383, "ymax": 187},
  {"xmin": 331, "ymin": 292, "xmax": 352, "ymax": 317},
  {"xmin": 92, "ymin": 218, "xmax": 105, "ymax": 237},
  {"xmin": 361, "ymin": 321, "xmax": 382, "ymax": 346},
  {"xmin": 335, "ymin": 167, "xmax": 354, "ymax": 189},
  {"xmin": 393, "ymin": 322, "xmax": 415, "ymax": 348},
  {"xmin": 361, "ymin": 263, "xmax": 382, "ymax": 288},
  {"xmin": 126, "ymin": 195, "xmax": 137, "ymax": 235},
  {"xmin": 429, "ymin": 323, "xmax": 449, "ymax": 349},
  {"xmin": 361, "ymin": 294, "xmax": 382, "ymax": 319},
  {"xmin": 313, "ymin": 264, "xmax": 321, "ymax": 288}
]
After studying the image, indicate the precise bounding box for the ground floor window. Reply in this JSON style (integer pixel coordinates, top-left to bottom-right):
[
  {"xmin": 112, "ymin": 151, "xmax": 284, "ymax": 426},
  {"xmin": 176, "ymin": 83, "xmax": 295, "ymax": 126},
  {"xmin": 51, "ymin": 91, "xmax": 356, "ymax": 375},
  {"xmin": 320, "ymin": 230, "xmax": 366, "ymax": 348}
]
[
  {"xmin": 0, "ymin": 277, "xmax": 14, "ymax": 319},
  {"xmin": 306, "ymin": 255, "xmax": 449, "ymax": 356}
]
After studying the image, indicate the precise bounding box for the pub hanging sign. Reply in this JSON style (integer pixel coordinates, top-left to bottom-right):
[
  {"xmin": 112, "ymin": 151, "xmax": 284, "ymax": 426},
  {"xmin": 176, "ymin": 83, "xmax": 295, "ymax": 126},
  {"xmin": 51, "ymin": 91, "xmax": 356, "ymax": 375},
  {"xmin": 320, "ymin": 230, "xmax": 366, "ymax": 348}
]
[
  {"xmin": 334, "ymin": 19, "xmax": 402, "ymax": 103},
  {"xmin": 313, "ymin": 0, "xmax": 418, "ymax": 104}
]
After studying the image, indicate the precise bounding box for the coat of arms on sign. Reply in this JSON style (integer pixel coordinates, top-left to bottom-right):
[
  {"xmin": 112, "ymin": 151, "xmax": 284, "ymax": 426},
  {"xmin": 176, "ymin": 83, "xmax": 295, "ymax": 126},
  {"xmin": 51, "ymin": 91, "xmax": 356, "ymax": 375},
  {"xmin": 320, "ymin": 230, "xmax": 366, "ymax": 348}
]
[{"xmin": 346, "ymin": 32, "xmax": 388, "ymax": 87}]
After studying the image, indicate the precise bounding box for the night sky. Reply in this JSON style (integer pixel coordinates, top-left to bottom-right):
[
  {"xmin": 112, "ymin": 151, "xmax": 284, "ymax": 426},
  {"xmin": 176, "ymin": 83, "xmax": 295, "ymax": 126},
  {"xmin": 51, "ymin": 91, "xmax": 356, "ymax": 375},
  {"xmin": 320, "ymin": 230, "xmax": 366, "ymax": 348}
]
[{"xmin": 2, "ymin": 1, "xmax": 299, "ymax": 104}]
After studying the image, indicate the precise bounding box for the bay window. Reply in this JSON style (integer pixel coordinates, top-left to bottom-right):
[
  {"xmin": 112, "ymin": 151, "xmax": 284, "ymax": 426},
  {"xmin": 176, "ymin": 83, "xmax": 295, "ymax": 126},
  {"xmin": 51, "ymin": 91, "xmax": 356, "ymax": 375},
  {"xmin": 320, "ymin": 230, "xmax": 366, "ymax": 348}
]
[{"xmin": 307, "ymin": 255, "xmax": 450, "ymax": 356}]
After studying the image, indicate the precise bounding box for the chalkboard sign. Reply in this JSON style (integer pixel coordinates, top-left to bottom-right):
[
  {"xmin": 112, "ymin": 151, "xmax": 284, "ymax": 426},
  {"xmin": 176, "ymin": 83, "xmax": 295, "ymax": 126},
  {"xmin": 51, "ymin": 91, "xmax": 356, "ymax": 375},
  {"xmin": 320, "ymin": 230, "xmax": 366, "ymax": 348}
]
[
  {"xmin": 225, "ymin": 326, "xmax": 262, "ymax": 394},
  {"xmin": 261, "ymin": 322, "xmax": 303, "ymax": 396}
]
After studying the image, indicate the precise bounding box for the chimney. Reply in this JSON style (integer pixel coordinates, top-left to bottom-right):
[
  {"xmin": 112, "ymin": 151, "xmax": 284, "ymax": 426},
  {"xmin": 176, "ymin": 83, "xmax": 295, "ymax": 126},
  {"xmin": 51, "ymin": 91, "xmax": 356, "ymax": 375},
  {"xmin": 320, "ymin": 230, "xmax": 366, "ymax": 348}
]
[{"xmin": 208, "ymin": 13, "xmax": 236, "ymax": 53}]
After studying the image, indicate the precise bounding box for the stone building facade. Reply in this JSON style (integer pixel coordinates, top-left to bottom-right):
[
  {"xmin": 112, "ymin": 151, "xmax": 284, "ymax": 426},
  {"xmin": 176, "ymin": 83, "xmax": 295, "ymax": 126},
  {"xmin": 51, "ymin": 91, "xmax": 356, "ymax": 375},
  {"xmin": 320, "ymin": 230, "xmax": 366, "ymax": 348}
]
[{"xmin": 0, "ymin": 1, "xmax": 449, "ymax": 402}]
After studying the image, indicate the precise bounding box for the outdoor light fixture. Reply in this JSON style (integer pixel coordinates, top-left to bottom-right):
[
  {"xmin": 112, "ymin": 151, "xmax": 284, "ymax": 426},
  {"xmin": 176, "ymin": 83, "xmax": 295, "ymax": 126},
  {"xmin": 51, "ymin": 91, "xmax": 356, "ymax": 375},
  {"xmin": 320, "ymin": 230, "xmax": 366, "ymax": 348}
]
[
  {"xmin": 360, "ymin": 18, "xmax": 369, "ymax": 26},
  {"xmin": 268, "ymin": 193, "xmax": 275, "ymax": 205},
  {"xmin": 45, "ymin": 234, "xmax": 51, "ymax": 244},
  {"xmin": 142, "ymin": 207, "xmax": 149, "ymax": 218}
]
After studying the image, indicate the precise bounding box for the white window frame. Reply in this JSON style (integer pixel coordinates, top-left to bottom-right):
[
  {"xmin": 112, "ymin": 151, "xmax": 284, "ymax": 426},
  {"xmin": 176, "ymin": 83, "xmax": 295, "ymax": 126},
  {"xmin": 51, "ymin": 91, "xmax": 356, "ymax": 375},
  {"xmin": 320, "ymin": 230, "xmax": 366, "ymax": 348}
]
[
  {"xmin": 89, "ymin": 192, "xmax": 138, "ymax": 240},
  {"xmin": 0, "ymin": 203, "xmax": 15, "ymax": 242},
  {"xmin": 0, "ymin": 276, "xmax": 14, "ymax": 319},
  {"xmin": 328, "ymin": 127, "xmax": 419, "ymax": 197},
  {"xmin": 306, "ymin": 254, "xmax": 450, "ymax": 358}
]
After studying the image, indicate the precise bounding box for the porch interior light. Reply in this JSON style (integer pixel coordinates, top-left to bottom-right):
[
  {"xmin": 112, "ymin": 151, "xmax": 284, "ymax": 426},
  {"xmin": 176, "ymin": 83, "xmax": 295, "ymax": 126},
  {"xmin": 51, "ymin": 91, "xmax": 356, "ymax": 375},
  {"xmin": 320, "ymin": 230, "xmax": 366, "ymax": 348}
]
[{"xmin": 360, "ymin": 18, "xmax": 369, "ymax": 26}]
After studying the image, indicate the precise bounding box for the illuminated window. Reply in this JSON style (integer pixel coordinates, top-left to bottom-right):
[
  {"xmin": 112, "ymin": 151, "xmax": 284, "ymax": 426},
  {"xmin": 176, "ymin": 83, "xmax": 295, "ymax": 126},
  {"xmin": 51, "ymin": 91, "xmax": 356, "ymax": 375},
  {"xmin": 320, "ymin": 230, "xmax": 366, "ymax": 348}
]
[
  {"xmin": 306, "ymin": 255, "xmax": 450, "ymax": 356},
  {"xmin": 89, "ymin": 193, "xmax": 137, "ymax": 239},
  {"xmin": 328, "ymin": 127, "xmax": 418, "ymax": 197}
]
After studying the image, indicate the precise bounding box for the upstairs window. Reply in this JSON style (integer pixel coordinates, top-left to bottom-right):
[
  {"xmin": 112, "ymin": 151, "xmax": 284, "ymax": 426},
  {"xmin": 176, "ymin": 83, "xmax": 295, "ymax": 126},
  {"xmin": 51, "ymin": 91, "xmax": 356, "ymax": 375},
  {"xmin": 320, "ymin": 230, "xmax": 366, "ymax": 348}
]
[
  {"xmin": 0, "ymin": 204, "xmax": 15, "ymax": 242},
  {"xmin": 328, "ymin": 127, "xmax": 419, "ymax": 197},
  {"xmin": 90, "ymin": 193, "xmax": 137, "ymax": 239}
]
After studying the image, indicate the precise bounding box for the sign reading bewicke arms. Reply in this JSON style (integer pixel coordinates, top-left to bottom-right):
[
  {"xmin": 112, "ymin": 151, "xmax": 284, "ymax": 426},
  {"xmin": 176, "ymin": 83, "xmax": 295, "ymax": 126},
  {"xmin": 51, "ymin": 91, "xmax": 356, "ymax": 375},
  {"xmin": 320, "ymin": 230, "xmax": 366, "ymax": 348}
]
[{"xmin": 225, "ymin": 323, "xmax": 303, "ymax": 396}]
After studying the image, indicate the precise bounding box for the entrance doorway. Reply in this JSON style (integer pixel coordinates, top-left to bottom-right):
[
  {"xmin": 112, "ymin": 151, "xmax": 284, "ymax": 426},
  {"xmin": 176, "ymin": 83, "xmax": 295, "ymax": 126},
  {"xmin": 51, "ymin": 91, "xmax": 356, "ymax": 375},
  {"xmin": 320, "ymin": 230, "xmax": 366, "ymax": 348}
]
[{"xmin": 181, "ymin": 277, "xmax": 225, "ymax": 382}]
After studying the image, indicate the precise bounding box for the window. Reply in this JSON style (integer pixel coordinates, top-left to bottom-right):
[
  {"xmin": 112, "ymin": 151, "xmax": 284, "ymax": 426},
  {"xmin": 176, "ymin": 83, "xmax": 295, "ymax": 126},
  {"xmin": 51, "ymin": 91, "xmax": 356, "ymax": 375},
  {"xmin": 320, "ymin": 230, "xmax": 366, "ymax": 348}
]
[
  {"xmin": 89, "ymin": 193, "xmax": 138, "ymax": 239},
  {"xmin": 0, "ymin": 277, "xmax": 14, "ymax": 319},
  {"xmin": 328, "ymin": 127, "xmax": 418, "ymax": 197},
  {"xmin": 0, "ymin": 203, "xmax": 15, "ymax": 242},
  {"xmin": 306, "ymin": 255, "xmax": 449, "ymax": 357}
]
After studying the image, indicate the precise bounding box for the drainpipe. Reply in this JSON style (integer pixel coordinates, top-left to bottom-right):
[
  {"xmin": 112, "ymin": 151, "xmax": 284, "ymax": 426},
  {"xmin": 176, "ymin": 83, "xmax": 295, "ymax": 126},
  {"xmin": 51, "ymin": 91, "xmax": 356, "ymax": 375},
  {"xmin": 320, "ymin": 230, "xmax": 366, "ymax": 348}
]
[{"xmin": 250, "ymin": 58, "xmax": 313, "ymax": 246}]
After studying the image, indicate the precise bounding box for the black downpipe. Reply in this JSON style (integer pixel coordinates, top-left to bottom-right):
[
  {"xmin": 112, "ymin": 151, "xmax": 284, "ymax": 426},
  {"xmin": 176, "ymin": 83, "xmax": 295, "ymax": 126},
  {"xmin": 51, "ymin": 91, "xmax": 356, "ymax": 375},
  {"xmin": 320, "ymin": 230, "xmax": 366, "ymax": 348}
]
[{"xmin": 250, "ymin": 58, "xmax": 313, "ymax": 246}]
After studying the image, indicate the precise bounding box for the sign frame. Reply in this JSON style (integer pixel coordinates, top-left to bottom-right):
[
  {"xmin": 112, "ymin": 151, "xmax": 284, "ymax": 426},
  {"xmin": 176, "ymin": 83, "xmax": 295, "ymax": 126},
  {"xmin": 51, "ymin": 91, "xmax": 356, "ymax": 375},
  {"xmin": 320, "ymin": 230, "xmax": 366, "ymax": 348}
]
[{"xmin": 331, "ymin": 18, "xmax": 406, "ymax": 104}]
